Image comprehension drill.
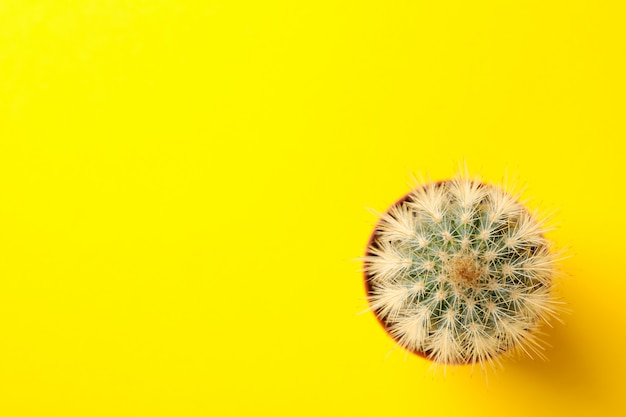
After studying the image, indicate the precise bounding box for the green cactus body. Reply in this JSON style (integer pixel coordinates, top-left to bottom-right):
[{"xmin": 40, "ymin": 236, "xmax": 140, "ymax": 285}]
[{"xmin": 364, "ymin": 177, "xmax": 561, "ymax": 367}]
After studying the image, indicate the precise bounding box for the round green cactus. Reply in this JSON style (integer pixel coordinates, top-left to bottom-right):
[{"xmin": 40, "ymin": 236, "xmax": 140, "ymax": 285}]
[{"xmin": 363, "ymin": 176, "xmax": 563, "ymax": 367}]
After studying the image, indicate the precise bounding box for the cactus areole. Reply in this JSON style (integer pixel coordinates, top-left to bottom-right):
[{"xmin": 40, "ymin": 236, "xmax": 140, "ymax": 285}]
[{"xmin": 363, "ymin": 178, "xmax": 559, "ymax": 366}]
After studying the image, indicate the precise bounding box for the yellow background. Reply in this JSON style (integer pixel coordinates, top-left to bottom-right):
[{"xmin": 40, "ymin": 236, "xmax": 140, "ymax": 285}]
[{"xmin": 1, "ymin": 1, "xmax": 624, "ymax": 416}]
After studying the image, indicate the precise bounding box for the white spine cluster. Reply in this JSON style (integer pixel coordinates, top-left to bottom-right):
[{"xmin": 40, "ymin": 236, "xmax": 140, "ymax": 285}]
[{"xmin": 364, "ymin": 177, "xmax": 563, "ymax": 368}]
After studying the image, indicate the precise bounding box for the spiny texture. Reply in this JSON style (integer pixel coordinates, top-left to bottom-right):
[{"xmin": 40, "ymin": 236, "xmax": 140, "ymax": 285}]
[{"xmin": 364, "ymin": 178, "xmax": 561, "ymax": 367}]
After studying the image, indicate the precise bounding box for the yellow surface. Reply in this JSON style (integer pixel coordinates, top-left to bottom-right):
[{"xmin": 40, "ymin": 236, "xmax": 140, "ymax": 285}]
[{"xmin": 0, "ymin": 1, "xmax": 624, "ymax": 416}]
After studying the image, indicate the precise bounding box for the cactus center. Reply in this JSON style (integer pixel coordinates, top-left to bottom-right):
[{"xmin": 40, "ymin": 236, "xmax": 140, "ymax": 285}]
[{"xmin": 449, "ymin": 255, "xmax": 482, "ymax": 285}]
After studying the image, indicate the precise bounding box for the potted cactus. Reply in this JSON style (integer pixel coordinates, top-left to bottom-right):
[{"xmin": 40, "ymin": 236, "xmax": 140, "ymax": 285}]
[{"xmin": 363, "ymin": 175, "xmax": 563, "ymax": 368}]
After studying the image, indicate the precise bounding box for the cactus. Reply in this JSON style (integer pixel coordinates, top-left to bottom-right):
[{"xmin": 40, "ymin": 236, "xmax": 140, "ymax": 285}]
[{"xmin": 363, "ymin": 175, "xmax": 563, "ymax": 368}]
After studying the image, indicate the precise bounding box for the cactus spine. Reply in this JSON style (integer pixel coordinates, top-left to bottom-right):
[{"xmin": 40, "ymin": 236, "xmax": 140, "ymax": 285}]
[{"xmin": 363, "ymin": 176, "xmax": 562, "ymax": 367}]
